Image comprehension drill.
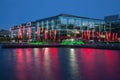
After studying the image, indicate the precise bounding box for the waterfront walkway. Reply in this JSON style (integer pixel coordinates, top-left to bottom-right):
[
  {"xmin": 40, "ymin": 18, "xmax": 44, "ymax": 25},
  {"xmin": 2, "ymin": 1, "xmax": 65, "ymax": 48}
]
[{"xmin": 1, "ymin": 43, "xmax": 120, "ymax": 50}]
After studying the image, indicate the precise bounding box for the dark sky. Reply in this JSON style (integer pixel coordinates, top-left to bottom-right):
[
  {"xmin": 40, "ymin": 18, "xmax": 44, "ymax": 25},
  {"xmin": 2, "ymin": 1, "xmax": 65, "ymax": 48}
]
[{"xmin": 0, "ymin": 0, "xmax": 120, "ymax": 30}]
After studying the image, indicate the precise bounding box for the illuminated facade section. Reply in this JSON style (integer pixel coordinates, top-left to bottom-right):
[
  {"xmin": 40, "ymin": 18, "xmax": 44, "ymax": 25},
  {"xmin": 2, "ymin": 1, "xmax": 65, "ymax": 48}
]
[
  {"xmin": 104, "ymin": 14, "xmax": 120, "ymax": 41},
  {"xmin": 36, "ymin": 14, "xmax": 105, "ymax": 41},
  {"xmin": 12, "ymin": 13, "xmax": 120, "ymax": 42},
  {"xmin": 11, "ymin": 22, "xmax": 36, "ymax": 42}
]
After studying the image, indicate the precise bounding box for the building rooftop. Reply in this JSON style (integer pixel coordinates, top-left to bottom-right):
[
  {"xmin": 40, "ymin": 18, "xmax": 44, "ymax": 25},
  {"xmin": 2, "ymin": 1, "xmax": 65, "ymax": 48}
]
[
  {"xmin": 104, "ymin": 14, "xmax": 120, "ymax": 22},
  {"xmin": 36, "ymin": 13, "xmax": 104, "ymax": 22}
]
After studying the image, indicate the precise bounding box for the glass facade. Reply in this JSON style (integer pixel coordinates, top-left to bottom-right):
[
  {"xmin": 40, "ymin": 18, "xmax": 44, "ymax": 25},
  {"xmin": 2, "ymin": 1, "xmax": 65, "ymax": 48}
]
[{"xmin": 11, "ymin": 14, "xmax": 105, "ymax": 41}]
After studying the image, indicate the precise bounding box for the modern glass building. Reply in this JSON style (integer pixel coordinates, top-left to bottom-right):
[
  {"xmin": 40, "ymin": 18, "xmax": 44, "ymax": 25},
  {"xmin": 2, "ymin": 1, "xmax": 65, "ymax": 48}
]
[
  {"xmin": 36, "ymin": 14, "xmax": 105, "ymax": 40},
  {"xmin": 11, "ymin": 14, "xmax": 106, "ymax": 42},
  {"xmin": 104, "ymin": 14, "xmax": 120, "ymax": 33}
]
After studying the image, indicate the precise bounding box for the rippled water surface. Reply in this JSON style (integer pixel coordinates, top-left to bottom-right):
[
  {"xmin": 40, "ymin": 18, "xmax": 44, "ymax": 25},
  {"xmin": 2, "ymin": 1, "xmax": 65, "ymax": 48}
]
[{"xmin": 0, "ymin": 47, "xmax": 120, "ymax": 80}]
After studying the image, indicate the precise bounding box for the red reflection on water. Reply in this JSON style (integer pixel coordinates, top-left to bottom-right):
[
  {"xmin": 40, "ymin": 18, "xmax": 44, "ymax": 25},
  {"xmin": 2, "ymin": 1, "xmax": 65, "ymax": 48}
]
[
  {"xmin": 43, "ymin": 48, "xmax": 61, "ymax": 80},
  {"xmin": 79, "ymin": 48, "xmax": 120, "ymax": 80},
  {"xmin": 26, "ymin": 48, "xmax": 32, "ymax": 64},
  {"xmin": 105, "ymin": 50, "xmax": 120, "ymax": 80},
  {"xmin": 80, "ymin": 48, "xmax": 97, "ymax": 80},
  {"xmin": 50, "ymin": 48, "xmax": 58, "ymax": 58},
  {"xmin": 33, "ymin": 48, "xmax": 41, "ymax": 66},
  {"xmin": 15, "ymin": 48, "xmax": 26, "ymax": 80}
]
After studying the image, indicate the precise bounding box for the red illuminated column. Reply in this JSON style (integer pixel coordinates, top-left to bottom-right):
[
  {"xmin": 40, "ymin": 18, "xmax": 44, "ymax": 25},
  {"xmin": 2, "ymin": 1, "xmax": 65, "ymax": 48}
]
[
  {"xmin": 28, "ymin": 27, "xmax": 31, "ymax": 43},
  {"xmin": 108, "ymin": 32, "xmax": 111, "ymax": 41},
  {"xmin": 21, "ymin": 26, "xmax": 24, "ymax": 43},
  {"xmin": 22, "ymin": 26, "xmax": 25, "ymax": 43},
  {"xmin": 44, "ymin": 29, "xmax": 48, "ymax": 41},
  {"xmin": 87, "ymin": 30, "xmax": 90, "ymax": 40},
  {"xmin": 18, "ymin": 27, "xmax": 23, "ymax": 42},
  {"xmin": 54, "ymin": 30, "xmax": 57, "ymax": 42},
  {"xmin": 106, "ymin": 32, "xmax": 109, "ymax": 42},
  {"xmin": 50, "ymin": 30, "xmax": 52, "ymax": 40},
  {"xmin": 112, "ymin": 33, "xmax": 115, "ymax": 41},
  {"xmin": 18, "ymin": 28, "xmax": 21, "ymax": 39},
  {"xmin": 37, "ymin": 27, "xmax": 41, "ymax": 42}
]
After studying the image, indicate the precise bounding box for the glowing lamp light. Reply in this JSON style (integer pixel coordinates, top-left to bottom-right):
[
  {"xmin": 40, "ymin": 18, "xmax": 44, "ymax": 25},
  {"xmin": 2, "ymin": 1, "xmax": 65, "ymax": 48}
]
[
  {"xmin": 100, "ymin": 35, "xmax": 105, "ymax": 38},
  {"xmin": 75, "ymin": 29, "xmax": 79, "ymax": 34}
]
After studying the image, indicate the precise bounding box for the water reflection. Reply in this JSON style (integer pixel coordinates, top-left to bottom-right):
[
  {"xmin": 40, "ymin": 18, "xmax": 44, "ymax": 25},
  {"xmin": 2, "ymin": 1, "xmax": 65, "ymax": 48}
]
[
  {"xmin": 79, "ymin": 48, "xmax": 120, "ymax": 80},
  {"xmin": 105, "ymin": 50, "xmax": 120, "ymax": 80},
  {"xmin": 15, "ymin": 48, "xmax": 26, "ymax": 80},
  {"xmin": 0, "ymin": 48, "xmax": 120, "ymax": 80},
  {"xmin": 69, "ymin": 48, "xmax": 81, "ymax": 80},
  {"xmin": 14, "ymin": 48, "xmax": 60, "ymax": 80}
]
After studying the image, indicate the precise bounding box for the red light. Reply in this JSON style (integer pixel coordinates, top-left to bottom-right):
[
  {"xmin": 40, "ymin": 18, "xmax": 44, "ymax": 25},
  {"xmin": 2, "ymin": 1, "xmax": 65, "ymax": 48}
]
[
  {"xmin": 37, "ymin": 27, "xmax": 41, "ymax": 41},
  {"xmin": 112, "ymin": 33, "xmax": 115, "ymax": 41},
  {"xmin": 86, "ymin": 30, "xmax": 90, "ymax": 40},
  {"xmin": 44, "ymin": 29, "xmax": 48, "ymax": 41},
  {"xmin": 50, "ymin": 30, "xmax": 52, "ymax": 40},
  {"xmin": 28, "ymin": 27, "xmax": 31, "ymax": 43},
  {"xmin": 54, "ymin": 30, "xmax": 57, "ymax": 41}
]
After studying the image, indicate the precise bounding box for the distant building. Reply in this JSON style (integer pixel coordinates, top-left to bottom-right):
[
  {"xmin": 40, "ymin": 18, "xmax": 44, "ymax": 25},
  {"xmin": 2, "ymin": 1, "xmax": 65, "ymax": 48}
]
[{"xmin": 0, "ymin": 29, "xmax": 10, "ymax": 37}]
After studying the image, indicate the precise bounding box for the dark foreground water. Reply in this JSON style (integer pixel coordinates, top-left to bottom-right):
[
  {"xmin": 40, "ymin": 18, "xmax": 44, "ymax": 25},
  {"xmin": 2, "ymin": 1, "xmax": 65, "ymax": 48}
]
[{"xmin": 0, "ymin": 47, "xmax": 120, "ymax": 80}]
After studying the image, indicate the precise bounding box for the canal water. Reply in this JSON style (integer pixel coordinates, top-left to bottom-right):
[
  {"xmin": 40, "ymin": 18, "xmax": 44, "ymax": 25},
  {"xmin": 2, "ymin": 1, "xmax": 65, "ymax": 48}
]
[{"xmin": 0, "ymin": 47, "xmax": 120, "ymax": 80}]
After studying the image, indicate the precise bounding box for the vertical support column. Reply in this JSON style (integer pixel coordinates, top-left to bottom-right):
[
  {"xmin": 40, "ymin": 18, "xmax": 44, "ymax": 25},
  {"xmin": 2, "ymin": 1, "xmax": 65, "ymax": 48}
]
[
  {"xmin": 28, "ymin": 27, "xmax": 31, "ymax": 43},
  {"xmin": 115, "ymin": 33, "xmax": 118, "ymax": 41},
  {"xmin": 112, "ymin": 33, "xmax": 115, "ymax": 41},
  {"xmin": 37, "ymin": 27, "xmax": 41, "ymax": 42},
  {"xmin": 54, "ymin": 30, "xmax": 57, "ymax": 42},
  {"xmin": 44, "ymin": 29, "xmax": 48, "ymax": 41},
  {"xmin": 57, "ymin": 19, "xmax": 60, "ymax": 41},
  {"xmin": 22, "ymin": 26, "xmax": 25, "ymax": 43},
  {"xmin": 18, "ymin": 28, "xmax": 20, "ymax": 40}
]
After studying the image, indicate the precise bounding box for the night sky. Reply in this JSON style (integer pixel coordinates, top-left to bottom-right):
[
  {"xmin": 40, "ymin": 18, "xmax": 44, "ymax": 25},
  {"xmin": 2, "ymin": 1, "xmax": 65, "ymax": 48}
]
[{"xmin": 0, "ymin": 0, "xmax": 120, "ymax": 30}]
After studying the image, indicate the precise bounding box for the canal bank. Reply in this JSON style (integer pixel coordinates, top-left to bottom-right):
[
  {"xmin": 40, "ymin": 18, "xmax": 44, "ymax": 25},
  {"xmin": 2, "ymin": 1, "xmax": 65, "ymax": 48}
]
[{"xmin": 1, "ymin": 43, "xmax": 120, "ymax": 50}]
